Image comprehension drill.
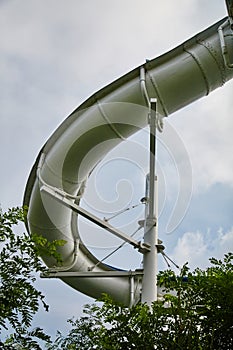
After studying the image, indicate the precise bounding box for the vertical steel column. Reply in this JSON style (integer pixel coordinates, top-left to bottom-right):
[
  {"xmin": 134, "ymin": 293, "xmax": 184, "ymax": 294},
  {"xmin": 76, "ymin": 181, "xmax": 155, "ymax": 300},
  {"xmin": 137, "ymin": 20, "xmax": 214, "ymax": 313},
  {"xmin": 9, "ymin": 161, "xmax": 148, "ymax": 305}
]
[{"xmin": 141, "ymin": 98, "xmax": 158, "ymax": 305}]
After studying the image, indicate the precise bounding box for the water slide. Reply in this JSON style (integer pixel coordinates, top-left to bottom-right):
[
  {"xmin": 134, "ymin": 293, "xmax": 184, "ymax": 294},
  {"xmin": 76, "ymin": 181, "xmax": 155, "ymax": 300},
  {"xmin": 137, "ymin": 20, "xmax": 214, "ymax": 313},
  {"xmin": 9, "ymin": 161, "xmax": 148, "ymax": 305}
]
[{"xmin": 24, "ymin": 14, "xmax": 233, "ymax": 306}]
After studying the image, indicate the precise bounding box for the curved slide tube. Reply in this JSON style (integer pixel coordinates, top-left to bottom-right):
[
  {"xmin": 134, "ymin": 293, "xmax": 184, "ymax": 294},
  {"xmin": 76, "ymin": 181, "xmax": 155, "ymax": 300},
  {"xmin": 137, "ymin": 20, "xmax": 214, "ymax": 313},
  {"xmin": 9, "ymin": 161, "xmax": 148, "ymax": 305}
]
[{"xmin": 24, "ymin": 17, "xmax": 233, "ymax": 306}]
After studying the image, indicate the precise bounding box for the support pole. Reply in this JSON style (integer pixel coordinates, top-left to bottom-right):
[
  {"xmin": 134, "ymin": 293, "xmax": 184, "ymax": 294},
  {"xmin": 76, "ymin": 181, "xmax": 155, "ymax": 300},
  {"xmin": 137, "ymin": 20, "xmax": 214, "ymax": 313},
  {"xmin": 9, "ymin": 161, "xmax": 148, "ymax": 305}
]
[{"xmin": 141, "ymin": 98, "xmax": 158, "ymax": 305}]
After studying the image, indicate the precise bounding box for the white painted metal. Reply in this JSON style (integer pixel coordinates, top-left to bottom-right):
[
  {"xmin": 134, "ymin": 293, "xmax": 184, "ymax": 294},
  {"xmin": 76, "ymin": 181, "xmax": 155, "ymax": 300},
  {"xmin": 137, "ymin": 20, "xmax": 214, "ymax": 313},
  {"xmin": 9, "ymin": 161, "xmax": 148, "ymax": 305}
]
[
  {"xmin": 24, "ymin": 17, "xmax": 233, "ymax": 306},
  {"xmin": 41, "ymin": 271, "xmax": 143, "ymax": 278},
  {"xmin": 141, "ymin": 99, "xmax": 158, "ymax": 305}
]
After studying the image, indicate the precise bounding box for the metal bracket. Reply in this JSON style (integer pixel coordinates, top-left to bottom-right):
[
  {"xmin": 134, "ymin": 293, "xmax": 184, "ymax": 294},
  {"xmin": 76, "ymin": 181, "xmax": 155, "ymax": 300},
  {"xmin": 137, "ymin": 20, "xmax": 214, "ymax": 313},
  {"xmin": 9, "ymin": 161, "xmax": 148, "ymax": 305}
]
[
  {"xmin": 226, "ymin": 0, "xmax": 233, "ymax": 29},
  {"xmin": 140, "ymin": 66, "xmax": 164, "ymax": 132},
  {"xmin": 218, "ymin": 19, "xmax": 233, "ymax": 69},
  {"xmin": 40, "ymin": 185, "xmax": 151, "ymax": 254}
]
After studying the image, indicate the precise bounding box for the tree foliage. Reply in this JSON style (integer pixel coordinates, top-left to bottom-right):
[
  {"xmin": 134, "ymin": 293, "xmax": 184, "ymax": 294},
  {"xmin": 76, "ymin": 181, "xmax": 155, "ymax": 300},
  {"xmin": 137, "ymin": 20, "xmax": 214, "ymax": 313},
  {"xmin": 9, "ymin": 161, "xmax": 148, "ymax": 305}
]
[
  {"xmin": 0, "ymin": 206, "xmax": 65, "ymax": 348},
  {"xmin": 47, "ymin": 254, "xmax": 233, "ymax": 350},
  {"xmin": 1, "ymin": 207, "xmax": 232, "ymax": 349}
]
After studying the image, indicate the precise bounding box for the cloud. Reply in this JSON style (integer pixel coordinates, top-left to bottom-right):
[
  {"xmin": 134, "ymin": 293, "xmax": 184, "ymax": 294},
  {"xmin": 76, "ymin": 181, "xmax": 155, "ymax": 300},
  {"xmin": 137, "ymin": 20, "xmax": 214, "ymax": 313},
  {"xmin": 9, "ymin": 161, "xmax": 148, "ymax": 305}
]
[
  {"xmin": 0, "ymin": 0, "xmax": 225, "ymax": 94},
  {"xmin": 171, "ymin": 227, "xmax": 233, "ymax": 270},
  {"xmin": 169, "ymin": 83, "xmax": 233, "ymax": 194}
]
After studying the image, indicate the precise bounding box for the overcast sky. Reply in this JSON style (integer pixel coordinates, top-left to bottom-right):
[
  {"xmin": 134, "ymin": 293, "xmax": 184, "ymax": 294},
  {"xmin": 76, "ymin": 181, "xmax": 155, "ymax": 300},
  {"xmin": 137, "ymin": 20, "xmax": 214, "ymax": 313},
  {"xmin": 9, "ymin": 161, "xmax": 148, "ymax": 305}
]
[{"xmin": 1, "ymin": 0, "xmax": 233, "ymax": 339}]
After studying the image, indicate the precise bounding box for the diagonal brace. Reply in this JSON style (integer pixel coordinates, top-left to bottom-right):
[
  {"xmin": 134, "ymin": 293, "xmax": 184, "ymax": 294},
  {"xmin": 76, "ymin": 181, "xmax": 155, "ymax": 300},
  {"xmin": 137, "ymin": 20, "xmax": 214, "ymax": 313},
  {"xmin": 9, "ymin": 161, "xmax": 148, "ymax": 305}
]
[{"xmin": 40, "ymin": 185, "xmax": 150, "ymax": 253}]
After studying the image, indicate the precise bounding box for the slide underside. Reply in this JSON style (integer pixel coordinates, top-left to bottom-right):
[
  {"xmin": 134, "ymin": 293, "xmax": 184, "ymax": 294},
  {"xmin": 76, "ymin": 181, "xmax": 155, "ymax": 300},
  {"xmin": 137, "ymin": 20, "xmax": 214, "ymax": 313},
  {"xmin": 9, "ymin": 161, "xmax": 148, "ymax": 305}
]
[{"xmin": 24, "ymin": 17, "xmax": 233, "ymax": 306}]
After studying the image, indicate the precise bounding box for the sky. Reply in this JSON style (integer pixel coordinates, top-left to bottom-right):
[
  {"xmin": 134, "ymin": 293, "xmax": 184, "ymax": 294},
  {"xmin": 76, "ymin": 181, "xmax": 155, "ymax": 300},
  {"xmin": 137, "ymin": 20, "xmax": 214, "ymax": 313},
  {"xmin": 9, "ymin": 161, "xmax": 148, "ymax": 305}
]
[{"xmin": 1, "ymin": 0, "xmax": 233, "ymax": 339}]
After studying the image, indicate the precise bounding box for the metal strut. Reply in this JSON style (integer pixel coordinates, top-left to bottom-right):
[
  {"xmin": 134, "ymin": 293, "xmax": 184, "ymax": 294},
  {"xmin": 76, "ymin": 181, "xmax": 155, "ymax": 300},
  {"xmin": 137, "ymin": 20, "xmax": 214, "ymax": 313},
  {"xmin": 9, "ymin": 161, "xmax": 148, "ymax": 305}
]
[
  {"xmin": 141, "ymin": 98, "xmax": 159, "ymax": 305},
  {"xmin": 139, "ymin": 67, "xmax": 163, "ymax": 305},
  {"xmin": 40, "ymin": 185, "xmax": 150, "ymax": 254}
]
